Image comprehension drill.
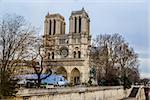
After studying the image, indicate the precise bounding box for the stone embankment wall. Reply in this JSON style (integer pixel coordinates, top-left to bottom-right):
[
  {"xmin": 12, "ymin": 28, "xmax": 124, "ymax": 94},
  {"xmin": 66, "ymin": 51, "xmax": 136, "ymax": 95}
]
[
  {"xmin": 136, "ymin": 87, "xmax": 145, "ymax": 100},
  {"xmin": 122, "ymin": 86, "xmax": 146, "ymax": 100},
  {"xmin": 16, "ymin": 86, "xmax": 131, "ymax": 100}
]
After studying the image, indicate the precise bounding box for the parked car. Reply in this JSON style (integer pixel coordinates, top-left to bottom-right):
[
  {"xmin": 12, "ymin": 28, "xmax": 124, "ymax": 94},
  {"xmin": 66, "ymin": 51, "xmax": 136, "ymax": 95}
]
[
  {"xmin": 42, "ymin": 74, "xmax": 69, "ymax": 87},
  {"xmin": 17, "ymin": 79, "xmax": 36, "ymax": 88}
]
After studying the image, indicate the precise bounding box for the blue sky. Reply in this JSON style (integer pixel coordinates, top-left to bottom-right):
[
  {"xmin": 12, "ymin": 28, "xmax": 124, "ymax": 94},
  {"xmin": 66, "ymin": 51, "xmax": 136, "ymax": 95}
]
[{"xmin": 0, "ymin": 0, "xmax": 149, "ymax": 78}]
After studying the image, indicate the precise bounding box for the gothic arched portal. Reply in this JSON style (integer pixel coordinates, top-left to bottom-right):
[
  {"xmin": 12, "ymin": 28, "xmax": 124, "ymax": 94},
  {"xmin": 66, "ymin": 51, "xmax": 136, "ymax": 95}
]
[
  {"xmin": 71, "ymin": 68, "xmax": 80, "ymax": 85},
  {"xmin": 56, "ymin": 67, "xmax": 67, "ymax": 79}
]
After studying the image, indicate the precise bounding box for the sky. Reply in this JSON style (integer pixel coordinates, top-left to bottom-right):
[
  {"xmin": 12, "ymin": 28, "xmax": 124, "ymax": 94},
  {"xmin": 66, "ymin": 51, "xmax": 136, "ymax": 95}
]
[{"xmin": 0, "ymin": 0, "xmax": 149, "ymax": 78}]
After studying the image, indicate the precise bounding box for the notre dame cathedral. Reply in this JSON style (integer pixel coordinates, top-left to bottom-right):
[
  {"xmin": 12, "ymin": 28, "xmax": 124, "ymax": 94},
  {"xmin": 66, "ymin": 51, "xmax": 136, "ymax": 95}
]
[{"xmin": 43, "ymin": 8, "xmax": 91, "ymax": 85}]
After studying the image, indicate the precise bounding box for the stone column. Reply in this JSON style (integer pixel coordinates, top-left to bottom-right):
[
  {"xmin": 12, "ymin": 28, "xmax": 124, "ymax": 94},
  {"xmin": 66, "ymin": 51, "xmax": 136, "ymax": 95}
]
[
  {"xmin": 44, "ymin": 19, "xmax": 48, "ymax": 35},
  {"xmin": 72, "ymin": 17, "xmax": 75, "ymax": 33},
  {"xmin": 67, "ymin": 72, "xmax": 71, "ymax": 82},
  {"xmin": 69, "ymin": 17, "xmax": 73, "ymax": 33},
  {"xmin": 55, "ymin": 36, "xmax": 59, "ymax": 45},
  {"xmin": 80, "ymin": 72, "xmax": 83, "ymax": 84},
  {"xmin": 68, "ymin": 35, "xmax": 72, "ymax": 58},
  {"xmin": 56, "ymin": 19, "xmax": 60, "ymax": 35},
  {"xmin": 81, "ymin": 34, "xmax": 85, "ymax": 58},
  {"xmin": 59, "ymin": 20, "xmax": 62, "ymax": 34},
  {"xmin": 82, "ymin": 17, "xmax": 86, "ymax": 33}
]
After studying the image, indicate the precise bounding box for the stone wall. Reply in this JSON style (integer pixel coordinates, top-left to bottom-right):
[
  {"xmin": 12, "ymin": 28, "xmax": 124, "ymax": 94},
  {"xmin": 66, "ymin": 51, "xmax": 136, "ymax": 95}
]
[{"xmin": 15, "ymin": 86, "xmax": 132, "ymax": 100}]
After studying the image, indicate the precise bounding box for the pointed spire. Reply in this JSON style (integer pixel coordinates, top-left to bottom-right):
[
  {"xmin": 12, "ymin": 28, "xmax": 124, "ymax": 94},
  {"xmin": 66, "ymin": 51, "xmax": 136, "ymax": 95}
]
[{"xmin": 82, "ymin": 7, "xmax": 85, "ymax": 11}]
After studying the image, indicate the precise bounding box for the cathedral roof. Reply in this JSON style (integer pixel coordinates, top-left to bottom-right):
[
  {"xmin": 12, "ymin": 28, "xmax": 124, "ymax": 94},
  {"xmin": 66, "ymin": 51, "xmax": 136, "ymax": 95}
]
[
  {"xmin": 46, "ymin": 13, "xmax": 65, "ymax": 20},
  {"xmin": 71, "ymin": 8, "xmax": 89, "ymax": 17}
]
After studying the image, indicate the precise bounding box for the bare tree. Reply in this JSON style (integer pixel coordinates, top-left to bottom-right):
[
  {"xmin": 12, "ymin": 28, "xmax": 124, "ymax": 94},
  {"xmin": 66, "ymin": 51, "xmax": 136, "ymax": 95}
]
[
  {"xmin": 91, "ymin": 34, "xmax": 119, "ymax": 85},
  {"xmin": 0, "ymin": 14, "xmax": 37, "ymax": 99},
  {"xmin": 91, "ymin": 33, "xmax": 139, "ymax": 86},
  {"xmin": 116, "ymin": 42, "xmax": 139, "ymax": 88},
  {"xmin": 30, "ymin": 37, "xmax": 52, "ymax": 88}
]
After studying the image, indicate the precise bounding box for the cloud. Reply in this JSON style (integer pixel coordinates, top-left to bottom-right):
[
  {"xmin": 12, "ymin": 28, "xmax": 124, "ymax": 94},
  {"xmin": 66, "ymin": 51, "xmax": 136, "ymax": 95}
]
[
  {"xmin": 139, "ymin": 58, "xmax": 150, "ymax": 78},
  {"xmin": 140, "ymin": 73, "xmax": 150, "ymax": 79},
  {"xmin": 135, "ymin": 48, "xmax": 150, "ymax": 58},
  {"xmin": 1, "ymin": 0, "xmax": 146, "ymax": 3}
]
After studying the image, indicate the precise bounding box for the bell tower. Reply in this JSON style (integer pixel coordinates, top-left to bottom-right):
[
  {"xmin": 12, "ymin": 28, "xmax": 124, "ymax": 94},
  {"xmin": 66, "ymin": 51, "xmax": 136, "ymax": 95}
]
[
  {"xmin": 43, "ymin": 13, "xmax": 66, "ymax": 61},
  {"xmin": 68, "ymin": 8, "xmax": 91, "ymax": 59},
  {"xmin": 44, "ymin": 13, "xmax": 65, "ymax": 36},
  {"xmin": 69, "ymin": 8, "xmax": 90, "ymax": 34}
]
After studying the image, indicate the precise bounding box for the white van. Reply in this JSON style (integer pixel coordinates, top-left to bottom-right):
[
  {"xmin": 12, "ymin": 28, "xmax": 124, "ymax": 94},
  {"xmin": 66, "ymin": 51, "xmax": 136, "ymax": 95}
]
[
  {"xmin": 17, "ymin": 74, "xmax": 69, "ymax": 87},
  {"xmin": 53, "ymin": 76, "xmax": 69, "ymax": 86},
  {"xmin": 42, "ymin": 75, "xmax": 69, "ymax": 87}
]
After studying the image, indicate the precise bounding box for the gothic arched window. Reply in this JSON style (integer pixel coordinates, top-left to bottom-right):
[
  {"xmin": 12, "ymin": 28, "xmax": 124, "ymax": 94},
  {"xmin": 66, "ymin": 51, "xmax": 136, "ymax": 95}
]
[
  {"xmin": 48, "ymin": 52, "xmax": 51, "ymax": 59},
  {"xmin": 79, "ymin": 16, "xmax": 81, "ymax": 33},
  {"xmin": 74, "ymin": 51, "xmax": 76, "ymax": 58},
  {"xmin": 49, "ymin": 20, "xmax": 51, "ymax": 35},
  {"xmin": 74, "ymin": 17, "xmax": 77, "ymax": 33},
  {"xmin": 53, "ymin": 20, "xmax": 56, "ymax": 35},
  {"xmin": 52, "ymin": 52, "xmax": 54, "ymax": 59},
  {"xmin": 60, "ymin": 22, "xmax": 63, "ymax": 34},
  {"xmin": 78, "ymin": 51, "xmax": 81, "ymax": 58}
]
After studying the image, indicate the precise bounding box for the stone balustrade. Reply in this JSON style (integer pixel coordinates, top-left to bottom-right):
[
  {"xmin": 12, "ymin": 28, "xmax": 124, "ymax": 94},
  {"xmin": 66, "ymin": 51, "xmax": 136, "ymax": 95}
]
[{"xmin": 15, "ymin": 86, "xmax": 132, "ymax": 100}]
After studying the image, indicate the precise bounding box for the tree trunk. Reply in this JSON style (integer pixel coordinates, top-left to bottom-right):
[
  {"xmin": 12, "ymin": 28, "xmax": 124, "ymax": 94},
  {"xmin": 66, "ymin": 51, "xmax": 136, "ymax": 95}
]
[{"xmin": 37, "ymin": 74, "xmax": 41, "ymax": 88}]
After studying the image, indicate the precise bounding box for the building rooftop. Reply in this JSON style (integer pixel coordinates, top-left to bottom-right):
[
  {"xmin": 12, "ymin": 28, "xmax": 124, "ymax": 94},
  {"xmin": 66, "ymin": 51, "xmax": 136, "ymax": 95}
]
[
  {"xmin": 71, "ymin": 8, "xmax": 89, "ymax": 17},
  {"xmin": 46, "ymin": 13, "xmax": 65, "ymax": 20}
]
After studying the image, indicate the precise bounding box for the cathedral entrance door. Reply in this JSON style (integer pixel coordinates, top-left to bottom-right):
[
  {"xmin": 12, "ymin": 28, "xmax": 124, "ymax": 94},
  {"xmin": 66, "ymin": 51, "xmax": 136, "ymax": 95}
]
[{"xmin": 71, "ymin": 68, "xmax": 80, "ymax": 85}]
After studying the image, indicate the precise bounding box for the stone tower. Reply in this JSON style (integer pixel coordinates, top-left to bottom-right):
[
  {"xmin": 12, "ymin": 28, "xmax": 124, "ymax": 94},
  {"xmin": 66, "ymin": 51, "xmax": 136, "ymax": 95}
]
[
  {"xmin": 68, "ymin": 8, "xmax": 91, "ymax": 61},
  {"xmin": 43, "ymin": 8, "xmax": 91, "ymax": 85},
  {"xmin": 43, "ymin": 13, "xmax": 65, "ymax": 59},
  {"xmin": 69, "ymin": 8, "xmax": 90, "ymax": 34},
  {"xmin": 44, "ymin": 13, "xmax": 65, "ymax": 36}
]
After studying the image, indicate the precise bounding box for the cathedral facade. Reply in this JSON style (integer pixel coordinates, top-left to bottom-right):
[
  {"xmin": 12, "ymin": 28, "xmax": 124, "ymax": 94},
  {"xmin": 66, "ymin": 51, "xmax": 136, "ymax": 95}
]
[{"xmin": 43, "ymin": 8, "xmax": 91, "ymax": 85}]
